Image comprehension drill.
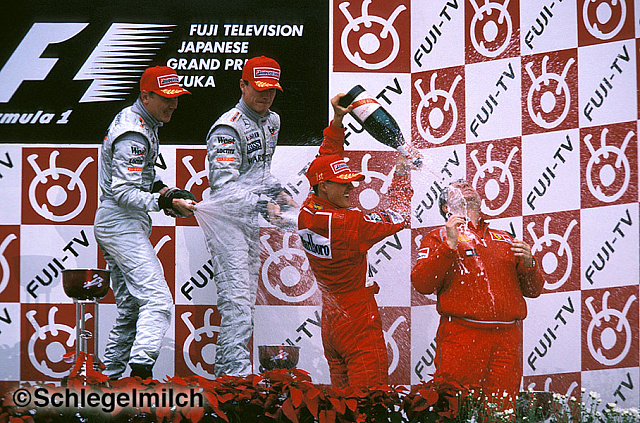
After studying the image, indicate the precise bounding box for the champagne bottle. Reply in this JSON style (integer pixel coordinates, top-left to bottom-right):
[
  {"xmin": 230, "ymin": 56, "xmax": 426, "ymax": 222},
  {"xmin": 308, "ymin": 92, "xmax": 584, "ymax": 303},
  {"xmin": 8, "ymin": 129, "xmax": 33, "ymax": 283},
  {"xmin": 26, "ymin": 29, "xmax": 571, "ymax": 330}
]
[{"xmin": 339, "ymin": 85, "xmax": 423, "ymax": 168}]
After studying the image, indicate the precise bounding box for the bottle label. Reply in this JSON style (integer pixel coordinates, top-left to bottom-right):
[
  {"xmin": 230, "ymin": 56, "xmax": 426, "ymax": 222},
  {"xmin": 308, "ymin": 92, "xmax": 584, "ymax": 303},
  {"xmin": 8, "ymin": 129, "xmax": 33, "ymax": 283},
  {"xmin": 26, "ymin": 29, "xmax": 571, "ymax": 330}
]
[{"xmin": 350, "ymin": 92, "xmax": 381, "ymax": 123}]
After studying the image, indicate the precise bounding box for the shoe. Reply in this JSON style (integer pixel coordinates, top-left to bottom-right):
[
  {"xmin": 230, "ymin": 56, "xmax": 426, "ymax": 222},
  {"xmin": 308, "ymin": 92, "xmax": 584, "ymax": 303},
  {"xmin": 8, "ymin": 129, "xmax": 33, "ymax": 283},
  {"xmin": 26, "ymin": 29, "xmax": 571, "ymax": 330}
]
[{"xmin": 129, "ymin": 363, "xmax": 153, "ymax": 380}]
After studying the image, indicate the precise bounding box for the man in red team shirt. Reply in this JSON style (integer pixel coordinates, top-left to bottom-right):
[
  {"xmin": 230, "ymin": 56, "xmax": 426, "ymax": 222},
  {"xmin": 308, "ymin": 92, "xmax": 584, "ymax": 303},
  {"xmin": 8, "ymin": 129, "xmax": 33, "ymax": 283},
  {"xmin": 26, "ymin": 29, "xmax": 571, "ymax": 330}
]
[
  {"xmin": 411, "ymin": 179, "xmax": 544, "ymax": 404},
  {"xmin": 298, "ymin": 94, "xmax": 413, "ymax": 388}
]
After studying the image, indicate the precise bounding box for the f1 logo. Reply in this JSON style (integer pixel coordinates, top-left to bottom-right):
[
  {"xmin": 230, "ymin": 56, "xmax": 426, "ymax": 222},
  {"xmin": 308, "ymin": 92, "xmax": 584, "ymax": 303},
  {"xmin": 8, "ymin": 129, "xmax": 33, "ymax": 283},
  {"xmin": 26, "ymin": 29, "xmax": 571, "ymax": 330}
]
[
  {"xmin": 0, "ymin": 23, "xmax": 88, "ymax": 103},
  {"xmin": 0, "ymin": 22, "xmax": 175, "ymax": 104}
]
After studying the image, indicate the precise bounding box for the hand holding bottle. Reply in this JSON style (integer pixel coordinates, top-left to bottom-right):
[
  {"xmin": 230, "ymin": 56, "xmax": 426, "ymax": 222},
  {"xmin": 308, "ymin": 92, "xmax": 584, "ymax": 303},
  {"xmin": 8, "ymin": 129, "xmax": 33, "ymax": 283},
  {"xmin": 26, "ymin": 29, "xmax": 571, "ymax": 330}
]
[
  {"xmin": 445, "ymin": 214, "xmax": 466, "ymax": 250},
  {"xmin": 446, "ymin": 187, "xmax": 468, "ymax": 220},
  {"xmin": 338, "ymin": 85, "xmax": 423, "ymax": 168},
  {"xmin": 331, "ymin": 94, "xmax": 353, "ymax": 128},
  {"xmin": 445, "ymin": 185, "xmax": 474, "ymax": 243}
]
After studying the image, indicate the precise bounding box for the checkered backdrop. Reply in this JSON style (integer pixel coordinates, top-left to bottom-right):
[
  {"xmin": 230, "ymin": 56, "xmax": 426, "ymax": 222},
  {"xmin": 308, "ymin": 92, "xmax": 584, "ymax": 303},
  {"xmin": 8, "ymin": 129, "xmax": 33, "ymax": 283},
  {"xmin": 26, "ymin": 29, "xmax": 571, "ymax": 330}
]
[{"xmin": 1, "ymin": 0, "xmax": 639, "ymax": 411}]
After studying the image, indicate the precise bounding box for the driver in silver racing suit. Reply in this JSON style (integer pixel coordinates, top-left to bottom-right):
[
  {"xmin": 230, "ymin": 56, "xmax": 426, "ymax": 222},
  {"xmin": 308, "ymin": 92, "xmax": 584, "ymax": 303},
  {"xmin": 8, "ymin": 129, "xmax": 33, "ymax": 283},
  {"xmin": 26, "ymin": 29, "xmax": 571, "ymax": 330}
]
[
  {"xmin": 205, "ymin": 56, "xmax": 296, "ymax": 377},
  {"xmin": 94, "ymin": 66, "xmax": 195, "ymax": 380}
]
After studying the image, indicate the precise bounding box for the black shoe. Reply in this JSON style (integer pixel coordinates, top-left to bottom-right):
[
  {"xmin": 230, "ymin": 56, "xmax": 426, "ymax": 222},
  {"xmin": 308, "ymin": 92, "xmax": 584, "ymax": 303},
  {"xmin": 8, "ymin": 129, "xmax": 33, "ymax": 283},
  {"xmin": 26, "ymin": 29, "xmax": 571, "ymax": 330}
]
[{"xmin": 129, "ymin": 363, "xmax": 153, "ymax": 380}]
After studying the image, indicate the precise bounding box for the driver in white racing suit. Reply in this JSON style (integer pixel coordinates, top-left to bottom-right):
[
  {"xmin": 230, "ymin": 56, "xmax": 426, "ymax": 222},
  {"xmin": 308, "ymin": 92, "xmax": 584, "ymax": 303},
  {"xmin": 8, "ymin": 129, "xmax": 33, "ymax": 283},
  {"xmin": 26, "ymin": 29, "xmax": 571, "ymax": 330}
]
[
  {"xmin": 205, "ymin": 56, "xmax": 296, "ymax": 377},
  {"xmin": 94, "ymin": 66, "xmax": 195, "ymax": 380}
]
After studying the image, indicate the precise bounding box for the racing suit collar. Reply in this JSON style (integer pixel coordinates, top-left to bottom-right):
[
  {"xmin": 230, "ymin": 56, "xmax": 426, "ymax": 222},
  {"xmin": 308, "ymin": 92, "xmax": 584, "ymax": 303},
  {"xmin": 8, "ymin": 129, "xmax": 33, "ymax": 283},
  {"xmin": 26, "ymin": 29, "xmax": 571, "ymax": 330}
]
[
  {"xmin": 236, "ymin": 98, "xmax": 271, "ymax": 125},
  {"xmin": 462, "ymin": 215, "xmax": 486, "ymax": 229},
  {"xmin": 468, "ymin": 217, "xmax": 490, "ymax": 239},
  {"xmin": 306, "ymin": 194, "xmax": 341, "ymax": 211},
  {"xmin": 132, "ymin": 98, "xmax": 163, "ymax": 130},
  {"xmin": 476, "ymin": 217, "xmax": 488, "ymax": 230}
]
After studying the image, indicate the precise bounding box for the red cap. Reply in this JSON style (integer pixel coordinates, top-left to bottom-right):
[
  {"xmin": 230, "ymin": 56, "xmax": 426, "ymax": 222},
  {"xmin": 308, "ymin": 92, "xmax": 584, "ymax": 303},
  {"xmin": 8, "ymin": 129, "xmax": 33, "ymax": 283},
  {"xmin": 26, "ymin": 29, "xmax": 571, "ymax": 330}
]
[
  {"xmin": 306, "ymin": 154, "xmax": 364, "ymax": 186},
  {"xmin": 140, "ymin": 66, "xmax": 191, "ymax": 97},
  {"xmin": 242, "ymin": 56, "xmax": 283, "ymax": 91}
]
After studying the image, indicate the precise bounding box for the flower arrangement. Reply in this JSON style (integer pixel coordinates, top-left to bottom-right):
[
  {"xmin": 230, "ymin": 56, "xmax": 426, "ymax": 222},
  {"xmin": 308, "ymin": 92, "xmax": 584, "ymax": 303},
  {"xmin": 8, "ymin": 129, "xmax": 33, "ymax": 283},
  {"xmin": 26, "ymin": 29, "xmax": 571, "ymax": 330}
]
[{"xmin": 1, "ymin": 369, "xmax": 638, "ymax": 423}]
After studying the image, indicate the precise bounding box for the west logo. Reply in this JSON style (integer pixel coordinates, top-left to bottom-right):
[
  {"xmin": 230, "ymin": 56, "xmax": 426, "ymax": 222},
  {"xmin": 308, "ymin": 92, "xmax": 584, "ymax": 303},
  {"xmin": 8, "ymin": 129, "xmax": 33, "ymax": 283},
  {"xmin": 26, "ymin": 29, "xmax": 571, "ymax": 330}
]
[{"xmin": 131, "ymin": 145, "xmax": 145, "ymax": 156}]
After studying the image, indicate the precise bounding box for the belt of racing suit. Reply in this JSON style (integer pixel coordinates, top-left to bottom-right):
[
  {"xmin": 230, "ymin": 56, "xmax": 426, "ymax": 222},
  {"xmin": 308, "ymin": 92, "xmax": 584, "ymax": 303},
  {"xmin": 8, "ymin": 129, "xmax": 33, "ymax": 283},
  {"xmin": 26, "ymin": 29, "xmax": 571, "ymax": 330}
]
[{"xmin": 445, "ymin": 315, "xmax": 519, "ymax": 330}]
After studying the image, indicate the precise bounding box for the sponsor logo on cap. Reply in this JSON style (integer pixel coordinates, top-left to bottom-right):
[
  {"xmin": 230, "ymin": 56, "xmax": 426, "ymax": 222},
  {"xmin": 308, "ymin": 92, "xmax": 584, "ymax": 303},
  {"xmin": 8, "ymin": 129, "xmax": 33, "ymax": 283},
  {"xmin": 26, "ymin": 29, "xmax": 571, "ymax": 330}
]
[
  {"xmin": 254, "ymin": 67, "xmax": 280, "ymax": 79},
  {"xmin": 159, "ymin": 88, "xmax": 185, "ymax": 95},
  {"xmin": 330, "ymin": 161, "xmax": 349, "ymax": 174},
  {"xmin": 335, "ymin": 172, "xmax": 359, "ymax": 180},
  {"xmin": 158, "ymin": 75, "xmax": 179, "ymax": 87},
  {"xmin": 254, "ymin": 80, "xmax": 278, "ymax": 88}
]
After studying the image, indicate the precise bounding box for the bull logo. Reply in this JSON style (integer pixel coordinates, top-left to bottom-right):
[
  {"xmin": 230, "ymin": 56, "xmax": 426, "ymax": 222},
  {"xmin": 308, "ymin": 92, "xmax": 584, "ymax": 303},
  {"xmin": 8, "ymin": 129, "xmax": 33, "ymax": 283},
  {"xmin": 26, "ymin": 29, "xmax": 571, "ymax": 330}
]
[
  {"xmin": 470, "ymin": 144, "xmax": 518, "ymax": 216},
  {"xmin": 181, "ymin": 309, "xmax": 220, "ymax": 379},
  {"xmin": 525, "ymin": 56, "xmax": 574, "ymax": 129},
  {"xmin": 26, "ymin": 307, "xmax": 79, "ymax": 378},
  {"xmin": 339, "ymin": 0, "xmax": 406, "ymax": 69},
  {"xmin": 414, "ymin": 73, "xmax": 462, "ymax": 145},
  {"xmin": 27, "ymin": 151, "xmax": 93, "ymax": 222},
  {"xmin": 586, "ymin": 291, "xmax": 636, "ymax": 366},
  {"xmin": 582, "ymin": 0, "xmax": 626, "ymax": 40},
  {"xmin": 527, "ymin": 217, "xmax": 577, "ymax": 291},
  {"xmin": 260, "ymin": 232, "xmax": 317, "ymax": 303},
  {"xmin": 469, "ymin": 0, "xmax": 513, "ymax": 58},
  {"xmin": 584, "ymin": 128, "xmax": 633, "ymax": 203}
]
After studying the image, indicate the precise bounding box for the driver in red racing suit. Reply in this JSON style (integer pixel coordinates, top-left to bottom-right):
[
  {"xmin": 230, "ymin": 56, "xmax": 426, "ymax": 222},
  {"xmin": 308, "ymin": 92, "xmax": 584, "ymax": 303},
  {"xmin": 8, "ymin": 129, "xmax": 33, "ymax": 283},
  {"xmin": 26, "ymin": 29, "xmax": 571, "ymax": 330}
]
[{"xmin": 298, "ymin": 94, "xmax": 413, "ymax": 388}]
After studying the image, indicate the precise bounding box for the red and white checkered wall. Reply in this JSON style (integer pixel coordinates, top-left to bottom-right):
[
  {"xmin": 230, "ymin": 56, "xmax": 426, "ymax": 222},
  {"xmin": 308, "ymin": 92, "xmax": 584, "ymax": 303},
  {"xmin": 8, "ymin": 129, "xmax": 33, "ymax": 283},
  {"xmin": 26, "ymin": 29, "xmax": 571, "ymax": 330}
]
[{"xmin": 0, "ymin": 0, "xmax": 638, "ymax": 409}]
